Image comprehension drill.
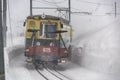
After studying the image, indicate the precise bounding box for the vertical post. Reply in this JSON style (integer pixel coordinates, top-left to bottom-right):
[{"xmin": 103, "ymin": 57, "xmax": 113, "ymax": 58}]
[
  {"xmin": 115, "ymin": 2, "xmax": 116, "ymax": 17},
  {"xmin": 68, "ymin": 0, "xmax": 71, "ymax": 23},
  {"xmin": 30, "ymin": 0, "xmax": 32, "ymax": 16},
  {"xmin": 68, "ymin": 0, "xmax": 72, "ymax": 60},
  {"xmin": 3, "ymin": 0, "xmax": 7, "ymax": 47},
  {"xmin": 68, "ymin": 0, "xmax": 72, "ymax": 43},
  {"xmin": 0, "ymin": 0, "xmax": 5, "ymax": 80}
]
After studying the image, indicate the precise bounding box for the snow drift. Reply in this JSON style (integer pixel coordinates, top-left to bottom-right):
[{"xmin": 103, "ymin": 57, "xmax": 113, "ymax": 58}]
[{"xmin": 72, "ymin": 16, "xmax": 120, "ymax": 75}]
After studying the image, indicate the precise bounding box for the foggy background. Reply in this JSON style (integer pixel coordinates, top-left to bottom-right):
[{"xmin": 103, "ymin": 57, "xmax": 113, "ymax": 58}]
[{"xmin": 7, "ymin": 0, "xmax": 120, "ymax": 75}]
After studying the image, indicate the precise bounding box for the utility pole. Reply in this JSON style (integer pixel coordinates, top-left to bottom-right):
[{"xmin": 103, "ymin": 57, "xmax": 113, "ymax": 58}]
[
  {"xmin": 0, "ymin": 0, "xmax": 5, "ymax": 80},
  {"xmin": 30, "ymin": 0, "xmax": 32, "ymax": 16},
  {"xmin": 68, "ymin": 0, "xmax": 71, "ymax": 23},
  {"xmin": 3, "ymin": 0, "xmax": 7, "ymax": 47}
]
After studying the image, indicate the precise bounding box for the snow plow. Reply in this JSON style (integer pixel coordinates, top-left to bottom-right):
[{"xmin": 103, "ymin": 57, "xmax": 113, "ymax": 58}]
[{"xmin": 24, "ymin": 15, "xmax": 72, "ymax": 66}]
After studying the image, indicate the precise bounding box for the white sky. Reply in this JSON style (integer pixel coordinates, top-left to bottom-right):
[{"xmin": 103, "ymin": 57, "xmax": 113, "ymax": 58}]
[{"xmin": 8, "ymin": 0, "xmax": 120, "ymax": 38}]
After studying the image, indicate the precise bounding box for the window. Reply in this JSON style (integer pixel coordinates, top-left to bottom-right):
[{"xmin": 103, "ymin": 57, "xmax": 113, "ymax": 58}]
[{"xmin": 40, "ymin": 22, "xmax": 57, "ymax": 38}]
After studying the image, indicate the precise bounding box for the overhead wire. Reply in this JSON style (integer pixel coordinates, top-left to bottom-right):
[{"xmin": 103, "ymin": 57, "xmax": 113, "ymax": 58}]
[
  {"xmin": 33, "ymin": 0, "xmax": 60, "ymax": 17},
  {"xmin": 72, "ymin": 0, "xmax": 115, "ymax": 16},
  {"xmin": 33, "ymin": 0, "xmax": 57, "ymax": 6},
  {"xmin": 72, "ymin": 13, "xmax": 106, "ymax": 16},
  {"xmin": 7, "ymin": 0, "xmax": 13, "ymax": 45},
  {"xmin": 74, "ymin": 0, "xmax": 113, "ymax": 6},
  {"xmin": 33, "ymin": 0, "xmax": 116, "ymax": 16},
  {"xmin": 33, "ymin": 0, "xmax": 67, "ymax": 6},
  {"xmin": 33, "ymin": 0, "xmax": 92, "ymax": 15},
  {"xmin": 34, "ymin": 0, "xmax": 89, "ymax": 16},
  {"xmin": 33, "ymin": 0, "xmax": 69, "ymax": 17},
  {"xmin": 43, "ymin": 0, "xmax": 67, "ymax": 4},
  {"xmin": 71, "ymin": 7, "xmax": 91, "ymax": 13},
  {"xmin": 75, "ymin": 17, "xmax": 120, "ymax": 41},
  {"xmin": 71, "ymin": 1, "xmax": 117, "ymax": 16}
]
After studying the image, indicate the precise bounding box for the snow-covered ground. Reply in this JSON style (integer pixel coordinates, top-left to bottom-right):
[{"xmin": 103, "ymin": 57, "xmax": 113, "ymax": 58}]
[
  {"xmin": 5, "ymin": 37, "xmax": 120, "ymax": 80},
  {"xmin": 72, "ymin": 16, "xmax": 120, "ymax": 74},
  {"xmin": 5, "ymin": 0, "xmax": 120, "ymax": 80},
  {"xmin": 5, "ymin": 25, "xmax": 120, "ymax": 80}
]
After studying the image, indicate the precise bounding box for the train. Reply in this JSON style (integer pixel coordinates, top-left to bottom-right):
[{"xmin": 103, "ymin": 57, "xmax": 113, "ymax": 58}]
[{"xmin": 24, "ymin": 14, "xmax": 72, "ymax": 67}]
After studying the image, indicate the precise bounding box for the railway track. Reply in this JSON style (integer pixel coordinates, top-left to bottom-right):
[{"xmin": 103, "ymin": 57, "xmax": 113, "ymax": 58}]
[
  {"xmin": 53, "ymin": 69, "xmax": 72, "ymax": 80},
  {"xmin": 35, "ymin": 67, "xmax": 72, "ymax": 80},
  {"xmin": 36, "ymin": 68, "xmax": 49, "ymax": 80}
]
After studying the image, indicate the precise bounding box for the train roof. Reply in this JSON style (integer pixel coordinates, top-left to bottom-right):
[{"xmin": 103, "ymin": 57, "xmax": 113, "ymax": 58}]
[{"xmin": 27, "ymin": 15, "xmax": 69, "ymax": 25}]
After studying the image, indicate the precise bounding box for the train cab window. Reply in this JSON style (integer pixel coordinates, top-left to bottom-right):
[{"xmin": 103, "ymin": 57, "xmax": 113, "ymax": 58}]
[
  {"xmin": 40, "ymin": 22, "xmax": 57, "ymax": 38},
  {"xmin": 29, "ymin": 21, "xmax": 35, "ymax": 29},
  {"xmin": 45, "ymin": 23, "xmax": 57, "ymax": 38}
]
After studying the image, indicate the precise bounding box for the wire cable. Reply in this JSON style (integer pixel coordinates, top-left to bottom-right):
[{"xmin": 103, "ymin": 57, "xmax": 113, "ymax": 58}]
[
  {"xmin": 74, "ymin": 17, "xmax": 120, "ymax": 42},
  {"xmin": 43, "ymin": 0, "xmax": 67, "ymax": 4},
  {"xmin": 33, "ymin": 0, "xmax": 57, "ymax": 6},
  {"xmin": 33, "ymin": 0, "xmax": 67, "ymax": 5},
  {"xmin": 33, "ymin": 0, "xmax": 116, "ymax": 16},
  {"xmin": 75, "ymin": 0, "xmax": 113, "ymax": 6},
  {"xmin": 33, "ymin": 0, "xmax": 53, "ymax": 5}
]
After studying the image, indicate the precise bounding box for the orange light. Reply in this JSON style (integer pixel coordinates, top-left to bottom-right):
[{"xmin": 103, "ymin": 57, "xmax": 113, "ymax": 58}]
[
  {"xmin": 25, "ymin": 49, "xmax": 30, "ymax": 52},
  {"xmin": 61, "ymin": 60, "xmax": 66, "ymax": 63}
]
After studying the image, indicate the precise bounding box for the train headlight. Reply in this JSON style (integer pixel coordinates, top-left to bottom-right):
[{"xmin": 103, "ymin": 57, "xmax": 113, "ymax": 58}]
[
  {"xmin": 26, "ymin": 57, "xmax": 32, "ymax": 62},
  {"xmin": 41, "ymin": 14, "xmax": 46, "ymax": 19},
  {"xmin": 25, "ymin": 49, "xmax": 30, "ymax": 53},
  {"xmin": 61, "ymin": 59, "xmax": 66, "ymax": 63}
]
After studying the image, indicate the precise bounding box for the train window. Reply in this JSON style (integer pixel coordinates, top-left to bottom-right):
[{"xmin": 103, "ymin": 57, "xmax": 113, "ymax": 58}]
[
  {"xmin": 40, "ymin": 22, "xmax": 57, "ymax": 38},
  {"xmin": 45, "ymin": 23, "xmax": 57, "ymax": 38},
  {"xmin": 29, "ymin": 21, "xmax": 35, "ymax": 29}
]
